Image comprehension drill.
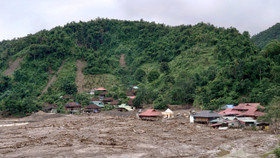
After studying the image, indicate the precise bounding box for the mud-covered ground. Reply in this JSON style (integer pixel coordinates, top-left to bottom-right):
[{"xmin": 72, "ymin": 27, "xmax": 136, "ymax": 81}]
[{"xmin": 0, "ymin": 110, "xmax": 279, "ymax": 158}]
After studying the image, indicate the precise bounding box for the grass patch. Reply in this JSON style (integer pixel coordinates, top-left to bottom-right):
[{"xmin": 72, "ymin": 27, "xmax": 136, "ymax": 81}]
[
  {"xmin": 83, "ymin": 74, "xmax": 122, "ymax": 92},
  {"xmin": 262, "ymin": 151, "xmax": 274, "ymax": 158},
  {"xmin": 216, "ymin": 149, "xmax": 230, "ymax": 157}
]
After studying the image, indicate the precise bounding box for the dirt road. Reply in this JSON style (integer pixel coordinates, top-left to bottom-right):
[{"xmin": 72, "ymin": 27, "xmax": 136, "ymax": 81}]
[{"xmin": 0, "ymin": 111, "xmax": 278, "ymax": 158}]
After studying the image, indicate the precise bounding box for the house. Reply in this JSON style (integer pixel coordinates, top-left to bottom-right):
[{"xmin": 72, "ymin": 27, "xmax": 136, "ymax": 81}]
[
  {"xmin": 210, "ymin": 117, "xmax": 240, "ymax": 128},
  {"xmin": 127, "ymin": 96, "xmax": 136, "ymax": 107},
  {"xmin": 84, "ymin": 104, "xmax": 101, "ymax": 113},
  {"xmin": 102, "ymin": 97, "xmax": 114, "ymax": 104},
  {"xmin": 115, "ymin": 104, "xmax": 133, "ymax": 112},
  {"xmin": 193, "ymin": 110, "xmax": 221, "ymax": 124},
  {"xmin": 90, "ymin": 101, "xmax": 104, "ymax": 108},
  {"xmin": 65, "ymin": 102, "xmax": 82, "ymax": 113},
  {"xmin": 128, "ymin": 98, "xmax": 135, "ymax": 107},
  {"xmin": 211, "ymin": 117, "xmax": 258, "ymax": 129},
  {"xmin": 90, "ymin": 87, "xmax": 107, "ymax": 95},
  {"xmin": 91, "ymin": 98, "xmax": 100, "ymax": 101},
  {"xmin": 219, "ymin": 103, "xmax": 264, "ymax": 119},
  {"xmin": 161, "ymin": 108, "xmax": 174, "ymax": 118},
  {"xmin": 110, "ymin": 99, "xmax": 120, "ymax": 106},
  {"xmin": 126, "ymin": 89, "xmax": 137, "ymax": 98},
  {"xmin": 100, "ymin": 91, "xmax": 108, "ymax": 97},
  {"xmin": 237, "ymin": 117, "xmax": 257, "ymax": 127},
  {"xmin": 139, "ymin": 109, "xmax": 162, "ymax": 121},
  {"xmin": 42, "ymin": 103, "xmax": 58, "ymax": 113}
]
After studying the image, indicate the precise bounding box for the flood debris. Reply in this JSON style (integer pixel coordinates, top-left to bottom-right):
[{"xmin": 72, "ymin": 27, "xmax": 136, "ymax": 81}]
[{"xmin": 0, "ymin": 110, "xmax": 278, "ymax": 157}]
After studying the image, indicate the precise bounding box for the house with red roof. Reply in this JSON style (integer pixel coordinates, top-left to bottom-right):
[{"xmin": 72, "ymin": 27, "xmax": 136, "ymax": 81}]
[
  {"xmin": 218, "ymin": 103, "xmax": 264, "ymax": 119},
  {"xmin": 126, "ymin": 90, "xmax": 136, "ymax": 97},
  {"xmin": 139, "ymin": 109, "xmax": 162, "ymax": 121},
  {"xmin": 90, "ymin": 87, "xmax": 107, "ymax": 95}
]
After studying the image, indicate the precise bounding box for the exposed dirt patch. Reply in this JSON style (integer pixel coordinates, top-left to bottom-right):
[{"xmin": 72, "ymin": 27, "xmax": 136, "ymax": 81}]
[
  {"xmin": 120, "ymin": 54, "xmax": 126, "ymax": 67},
  {"xmin": 0, "ymin": 110, "xmax": 279, "ymax": 158},
  {"xmin": 4, "ymin": 57, "xmax": 23, "ymax": 76},
  {"xmin": 41, "ymin": 61, "xmax": 65, "ymax": 94},
  {"xmin": 75, "ymin": 60, "xmax": 87, "ymax": 93}
]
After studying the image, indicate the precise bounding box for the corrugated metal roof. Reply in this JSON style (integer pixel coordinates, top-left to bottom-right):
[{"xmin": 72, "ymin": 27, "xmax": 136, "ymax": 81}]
[{"xmin": 219, "ymin": 103, "xmax": 264, "ymax": 118}]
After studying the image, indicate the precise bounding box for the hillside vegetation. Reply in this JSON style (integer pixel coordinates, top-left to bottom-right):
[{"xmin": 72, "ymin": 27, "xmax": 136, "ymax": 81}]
[
  {"xmin": 0, "ymin": 18, "xmax": 280, "ymax": 115},
  {"xmin": 252, "ymin": 23, "xmax": 280, "ymax": 49}
]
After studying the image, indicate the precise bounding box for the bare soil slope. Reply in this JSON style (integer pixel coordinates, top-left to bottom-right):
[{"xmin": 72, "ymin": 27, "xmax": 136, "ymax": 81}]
[
  {"xmin": 41, "ymin": 61, "xmax": 65, "ymax": 94},
  {"xmin": 120, "ymin": 54, "xmax": 126, "ymax": 67},
  {"xmin": 4, "ymin": 57, "xmax": 23, "ymax": 76},
  {"xmin": 75, "ymin": 60, "xmax": 86, "ymax": 93},
  {"xmin": 0, "ymin": 111, "xmax": 279, "ymax": 158}
]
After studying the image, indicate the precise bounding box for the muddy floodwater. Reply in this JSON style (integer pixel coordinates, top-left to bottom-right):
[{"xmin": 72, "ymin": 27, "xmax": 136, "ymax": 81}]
[{"xmin": 0, "ymin": 110, "xmax": 279, "ymax": 158}]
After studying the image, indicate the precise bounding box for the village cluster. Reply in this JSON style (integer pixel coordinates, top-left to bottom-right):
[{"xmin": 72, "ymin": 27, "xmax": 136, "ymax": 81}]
[{"xmin": 42, "ymin": 87, "xmax": 269, "ymax": 130}]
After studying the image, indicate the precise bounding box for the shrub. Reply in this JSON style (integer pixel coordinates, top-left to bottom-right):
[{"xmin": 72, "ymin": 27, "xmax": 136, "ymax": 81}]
[{"xmin": 274, "ymin": 146, "xmax": 280, "ymax": 158}]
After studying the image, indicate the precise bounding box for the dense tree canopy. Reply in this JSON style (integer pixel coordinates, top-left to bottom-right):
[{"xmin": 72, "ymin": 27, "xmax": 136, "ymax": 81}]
[
  {"xmin": 0, "ymin": 18, "xmax": 280, "ymax": 115},
  {"xmin": 252, "ymin": 23, "xmax": 280, "ymax": 49}
]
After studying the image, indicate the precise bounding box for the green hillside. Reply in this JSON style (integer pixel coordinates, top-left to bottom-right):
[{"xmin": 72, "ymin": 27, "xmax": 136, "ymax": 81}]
[
  {"xmin": 252, "ymin": 23, "xmax": 280, "ymax": 49},
  {"xmin": 1, "ymin": 18, "xmax": 280, "ymax": 115}
]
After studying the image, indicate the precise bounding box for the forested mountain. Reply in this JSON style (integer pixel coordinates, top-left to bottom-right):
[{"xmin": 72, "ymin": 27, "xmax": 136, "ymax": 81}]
[
  {"xmin": 252, "ymin": 23, "xmax": 280, "ymax": 49},
  {"xmin": 1, "ymin": 18, "xmax": 280, "ymax": 115}
]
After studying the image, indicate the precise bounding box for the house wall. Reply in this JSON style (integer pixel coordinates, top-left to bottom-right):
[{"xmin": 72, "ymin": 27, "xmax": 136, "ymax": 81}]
[
  {"xmin": 66, "ymin": 107, "xmax": 81, "ymax": 113},
  {"xmin": 228, "ymin": 121, "xmax": 240, "ymax": 128},
  {"xmin": 194, "ymin": 117, "xmax": 209, "ymax": 123},
  {"xmin": 190, "ymin": 115, "xmax": 194, "ymax": 123}
]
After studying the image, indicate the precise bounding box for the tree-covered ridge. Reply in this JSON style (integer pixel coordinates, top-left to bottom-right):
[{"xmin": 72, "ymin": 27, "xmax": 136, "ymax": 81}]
[
  {"xmin": 0, "ymin": 18, "xmax": 280, "ymax": 115},
  {"xmin": 252, "ymin": 23, "xmax": 280, "ymax": 49}
]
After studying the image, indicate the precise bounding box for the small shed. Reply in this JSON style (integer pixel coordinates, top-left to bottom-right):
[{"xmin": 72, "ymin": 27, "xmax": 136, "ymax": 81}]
[
  {"xmin": 193, "ymin": 110, "xmax": 221, "ymax": 124},
  {"xmin": 65, "ymin": 102, "xmax": 82, "ymax": 113},
  {"xmin": 42, "ymin": 103, "xmax": 58, "ymax": 113},
  {"xmin": 139, "ymin": 109, "xmax": 162, "ymax": 121},
  {"xmin": 91, "ymin": 87, "xmax": 107, "ymax": 95},
  {"xmin": 84, "ymin": 104, "xmax": 101, "ymax": 113},
  {"xmin": 161, "ymin": 108, "xmax": 174, "ymax": 118}
]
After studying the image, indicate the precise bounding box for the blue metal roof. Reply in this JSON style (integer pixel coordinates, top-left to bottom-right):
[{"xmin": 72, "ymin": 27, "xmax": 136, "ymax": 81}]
[{"xmin": 221, "ymin": 105, "xmax": 235, "ymax": 109}]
